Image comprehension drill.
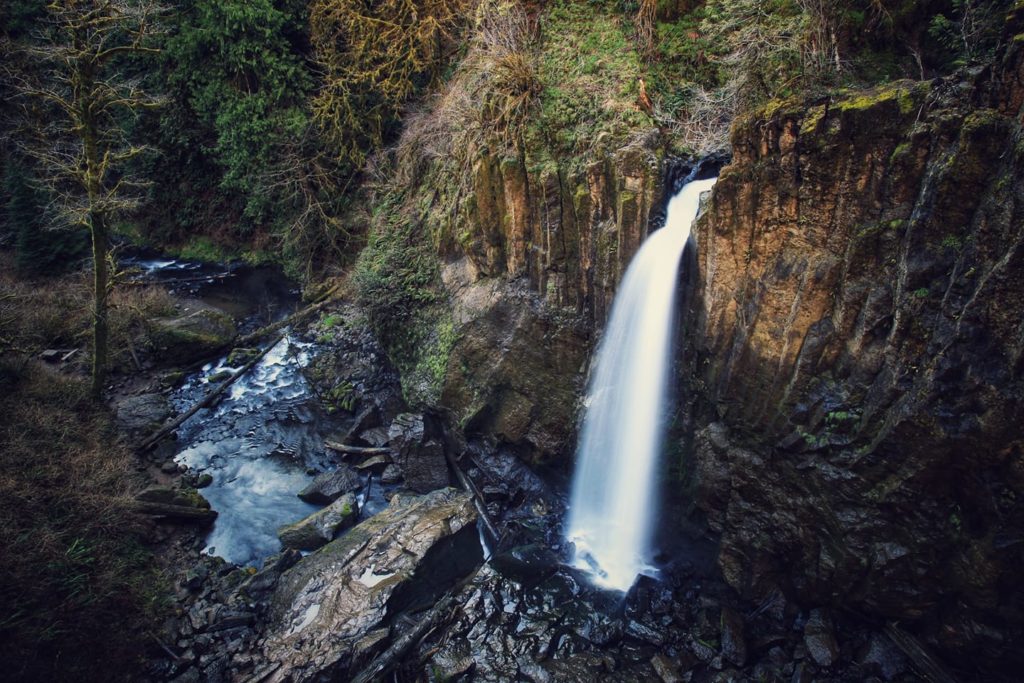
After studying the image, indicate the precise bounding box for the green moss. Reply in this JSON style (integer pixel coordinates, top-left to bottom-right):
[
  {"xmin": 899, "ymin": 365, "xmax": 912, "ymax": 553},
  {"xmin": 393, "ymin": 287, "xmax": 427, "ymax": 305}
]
[
  {"xmin": 536, "ymin": 0, "xmax": 650, "ymax": 159},
  {"xmin": 800, "ymin": 105, "xmax": 827, "ymax": 136},
  {"xmin": 174, "ymin": 236, "xmax": 230, "ymax": 263},
  {"xmin": 324, "ymin": 381, "xmax": 356, "ymax": 414},
  {"xmin": 834, "ymin": 80, "xmax": 929, "ymax": 117},
  {"xmin": 890, "ymin": 142, "xmax": 912, "ymax": 163}
]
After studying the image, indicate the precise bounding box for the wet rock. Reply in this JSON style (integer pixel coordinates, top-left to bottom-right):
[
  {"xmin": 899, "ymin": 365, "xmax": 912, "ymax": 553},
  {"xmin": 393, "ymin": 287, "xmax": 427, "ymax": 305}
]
[
  {"xmin": 491, "ymin": 544, "xmax": 558, "ymax": 588},
  {"xmin": 226, "ymin": 347, "xmax": 259, "ymax": 366},
  {"xmin": 803, "ymin": 609, "xmax": 839, "ymax": 668},
  {"xmin": 626, "ymin": 619, "xmax": 665, "ymax": 645},
  {"xmin": 183, "ymin": 565, "xmax": 209, "ymax": 591},
  {"xmin": 137, "ymin": 486, "xmax": 211, "ymax": 509},
  {"xmin": 237, "ymin": 549, "xmax": 301, "ymax": 601},
  {"xmin": 858, "ymin": 633, "xmax": 908, "ymax": 680},
  {"xmin": 650, "ymin": 653, "xmax": 683, "ymax": 683},
  {"xmin": 381, "ymin": 464, "xmax": 403, "ymax": 484},
  {"xmin": 720, "ymin": 606, "xmax": 747, "ymax": 666},
  {"xmin": 277, "ymin": 493, "xmax": 358, "ymax": 551},
  {"xmin": 388, "ymin": 414, "xmax": 449, "ymax": 493},
  {"xmin": 259, "ymin": 488, "xmax": 480, "ymax": 682},
  {"xmin": 116, "ymin": 393, "xmax": 172, "ymax": 436},
  {"xmin": 354, "ymin": 454, "xmax": 391, "ymax": 471},
  {"xmin": 135, "ymin": 485, "xmax": 216, "ymax": 523},
  {"xmin": 297, "ymin": 465, "xmax": 361, "ymax": 505},
  {"xmin": 428, "ymin": 640, "xmax": 475, "ymax": 680},
  {"xmin": 360, "ymin": 426, "xmax": 390, "ymax": 447},
  {"xmin": 208, "ymin": 370, "xmax": 232, "ymax": 383},
  {"xmin": 194, "ymin": 473, "xmax": 213, "ymax": 488},
  {"xmin": 149, "ymin": 304, "xmax": 236, "ymax": 365}
]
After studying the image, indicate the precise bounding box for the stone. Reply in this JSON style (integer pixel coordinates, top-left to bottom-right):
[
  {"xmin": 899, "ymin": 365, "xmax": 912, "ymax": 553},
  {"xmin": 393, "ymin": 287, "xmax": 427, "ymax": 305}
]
[
  {"xmin": 858, "ymin": 633, "xmax": 908, "ymax": 680},
  {"xmin": 490, "ymin": 544, "xmax": 558, "ymax": 588},
  {"xmin": 137, "ymin": 486, "xmax": 211, "ymax": 509},
  {"xmin": 651, "ymin": 653, "xmax": 683, "ymax": 683},
  {"xmin": 149, "ymin": 304, "xmax": 237, "ymax": 365},
  {"xmin": 277, "ymin": 493, "xmax": 358, "ymax": 551},
  {"xmin": 803, "ymin": 609, "xmax": 839, "ymax": 668},
  {"xmin": 115, "ymin": 393, "xmax": 171, "ymax": 434},
  {"xmin": 380, "ymin": 464, "xmax": 402, "ymax": 484},
  {"xmin": 720, "ymin": 606, "xmax": 747, "ymax": 666},
  {"xmin": 259, "ymin": 488, "xmax": 480, "ymax": 682},
  {"xmin": 297, "ymin": 465, "xmax": 361, "ymax": 505},
  {"xmin": 388, "ymin": 414, "xmax": 449, "ymax": 493},
  {"xmin": 226, "ymin": 347, "xmax": 259, "ymax": 366},
  {"xmin": 195, "ymin": 473, "xmax": 213, "ymax": 488}
]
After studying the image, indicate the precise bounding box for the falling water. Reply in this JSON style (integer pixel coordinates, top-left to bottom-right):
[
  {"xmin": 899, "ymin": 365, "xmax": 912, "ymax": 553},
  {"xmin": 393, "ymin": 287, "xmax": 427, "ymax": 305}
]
[{"xmin": 566, "ymin": 175, "xmax": 717, "ymax": 591}]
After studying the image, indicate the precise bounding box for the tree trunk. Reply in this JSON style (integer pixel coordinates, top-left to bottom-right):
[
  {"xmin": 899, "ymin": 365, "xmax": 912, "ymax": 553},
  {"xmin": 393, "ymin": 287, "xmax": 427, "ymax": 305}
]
[{"xmin": 89, "ymin": 208, "xmax": 109, "ymax": 399}]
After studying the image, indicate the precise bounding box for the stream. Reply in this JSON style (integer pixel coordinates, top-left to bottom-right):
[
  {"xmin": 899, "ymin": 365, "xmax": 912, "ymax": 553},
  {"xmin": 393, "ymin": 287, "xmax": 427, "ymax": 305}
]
[{"xmin": 128, "ymin": 252, "xmax": 388, "ymax": 567}]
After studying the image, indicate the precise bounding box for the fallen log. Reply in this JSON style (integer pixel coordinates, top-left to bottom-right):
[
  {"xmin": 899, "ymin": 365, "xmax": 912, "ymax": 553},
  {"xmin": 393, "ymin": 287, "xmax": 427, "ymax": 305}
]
[
  {"xmin": 134, "ymin": 501, "xmax": 218, "ymax": 523},
  {"xmin": 138, "ymin": 333, "xmax": 286, "ymax": 452},
  {"xmin": 324, "ymin": 441, "xmax": 391, "ymax": 457},
  {"xmin": 349, "ymin": 594, "xmax": 459, "ymax": 683},
  {"xmin": 234, "ymin": 284, "xmax": 342, "ymax": 347},
  {"xmin": 444, "ymin": 448, "xmax": 501, "ymax": 550},
  {"xmin": 883, "ymin": 623, "xmax": 958, "ymax": 683}
]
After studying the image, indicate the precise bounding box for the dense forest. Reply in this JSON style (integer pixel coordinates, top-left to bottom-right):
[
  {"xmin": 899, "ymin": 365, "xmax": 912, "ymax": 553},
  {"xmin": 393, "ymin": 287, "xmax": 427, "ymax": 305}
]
[{"xmin": 1, "ymin": 1, "xmax": 1021, "ymax": 681}]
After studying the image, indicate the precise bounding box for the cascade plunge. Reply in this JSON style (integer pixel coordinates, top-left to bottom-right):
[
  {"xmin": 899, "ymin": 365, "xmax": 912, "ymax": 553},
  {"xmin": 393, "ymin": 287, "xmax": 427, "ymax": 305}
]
[{"xmin": 566, "ymin": 175, "xmax": 717, "ymax": 591}]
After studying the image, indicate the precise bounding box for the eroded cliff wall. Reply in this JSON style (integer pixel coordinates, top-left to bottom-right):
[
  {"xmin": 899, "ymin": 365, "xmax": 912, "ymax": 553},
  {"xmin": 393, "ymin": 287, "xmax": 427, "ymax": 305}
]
[
  {"xmin": 690, "ymin": 25, "xmax": 1024, "ymax": 664},
  {"xmin": 436, "ymin": 134, "xmax": 669, "ymax": 463}
]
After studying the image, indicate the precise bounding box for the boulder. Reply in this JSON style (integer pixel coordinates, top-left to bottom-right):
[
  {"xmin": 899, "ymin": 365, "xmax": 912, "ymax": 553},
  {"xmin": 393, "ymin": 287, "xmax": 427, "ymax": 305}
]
[
  {"xmin": 136, "ymin": 486, "xmax": 211, "ymax": 509},
  {"xmin": 259, "ymin": 488, "xmax": 480, "ymax": 682},
  {"xmin": 297, "ymin": 465, "xmax": 362, "ymax": 505},
  {"xmin": 388, "ymin": 413, "xmax": 449, "ymax": 493},
  {"xmin": 149, "ymin": 304, "xmax": 236, "ymax": 364},
  {"xmin": 803, "ymin": 609, "xmax": 839, "ymax": 668},
  {"xmin": 115, "ymin": 393, "xmax": 171, "ymax": 434},
  {"xmin": 720, "ymin": 606, "xmax": 747, "ymax": 666},
  {"xmin": 134, "ymin": 486, "xmax": 216, "ymax": 524},
  {"xmin": 277, "ymin": 493, "xmax": 358, "ymax": 551}
]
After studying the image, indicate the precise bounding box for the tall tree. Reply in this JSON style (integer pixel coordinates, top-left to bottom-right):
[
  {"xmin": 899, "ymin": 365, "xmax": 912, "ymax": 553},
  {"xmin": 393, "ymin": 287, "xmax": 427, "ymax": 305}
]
[{"xmin": 4, "ymin": 0, "xmax": 165, "ymax": 398}]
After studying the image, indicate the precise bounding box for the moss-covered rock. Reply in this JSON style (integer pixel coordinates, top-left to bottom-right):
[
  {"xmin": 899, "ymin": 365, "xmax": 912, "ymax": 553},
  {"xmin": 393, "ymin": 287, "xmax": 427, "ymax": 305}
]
[
  {"xmin": 277, "ymin": 493, "xmax": 358, "ymax": 551},
  {"xmin": 148, "ymin": 303, "xmax": 236, "ymax": 365}
]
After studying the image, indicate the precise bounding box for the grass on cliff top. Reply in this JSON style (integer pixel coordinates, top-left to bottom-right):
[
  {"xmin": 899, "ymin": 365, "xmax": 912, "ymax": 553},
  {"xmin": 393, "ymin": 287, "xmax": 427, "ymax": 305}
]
[
  {"xmin": 531, "ymin": 0, "xmax": 653, "ymax": 158},
  {"xmin": 0, "ymin": 361, "xmax": 165, "ymax": 681}
]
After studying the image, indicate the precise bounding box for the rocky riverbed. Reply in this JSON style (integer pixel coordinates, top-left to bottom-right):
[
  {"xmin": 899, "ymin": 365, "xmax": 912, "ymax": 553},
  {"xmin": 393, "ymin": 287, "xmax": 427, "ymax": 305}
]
[{"xmin": 105, "ymin": 255, "xmax": 956, "ymax": 683}]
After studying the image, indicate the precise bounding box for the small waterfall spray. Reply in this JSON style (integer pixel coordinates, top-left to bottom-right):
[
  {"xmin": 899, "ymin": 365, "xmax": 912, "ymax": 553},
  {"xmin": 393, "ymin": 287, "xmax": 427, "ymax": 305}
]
[{"xmin": 566, "ymin": 175, "xmax": 717, "ymax": 591}]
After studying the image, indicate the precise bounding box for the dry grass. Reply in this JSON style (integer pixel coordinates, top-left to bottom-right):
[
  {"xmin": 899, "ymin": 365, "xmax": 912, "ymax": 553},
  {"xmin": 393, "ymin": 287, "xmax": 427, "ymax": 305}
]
[
  {"xmin": 0, "ymin": 253, "xmax": 178, "ymax": 371},
  {"xmin": 0, "ymin": 361, "xmax": 164, "ymax": 681}
]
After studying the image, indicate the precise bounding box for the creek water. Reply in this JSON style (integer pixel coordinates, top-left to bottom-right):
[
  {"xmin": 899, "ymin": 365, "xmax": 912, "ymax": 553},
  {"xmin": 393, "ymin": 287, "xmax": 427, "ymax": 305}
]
[
  {"xmin": 127, "ymin": 253, "xmax": 384, "ymax": 568},
  {"xmin": 566, "ymin": 175, "xmax": 717, "ymax": 592}
]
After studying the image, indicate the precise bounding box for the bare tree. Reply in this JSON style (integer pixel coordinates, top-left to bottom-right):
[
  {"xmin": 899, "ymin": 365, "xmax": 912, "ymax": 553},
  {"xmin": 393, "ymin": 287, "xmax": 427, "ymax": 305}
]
[{"xmin": 3, "ymin": 0, "xmax": 165, "ymax": 398}]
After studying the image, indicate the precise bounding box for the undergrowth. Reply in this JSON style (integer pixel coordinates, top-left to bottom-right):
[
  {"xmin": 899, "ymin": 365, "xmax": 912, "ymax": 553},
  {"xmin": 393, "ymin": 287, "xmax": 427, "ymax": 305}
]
[
  {"xmin": 353, "ymin": 192, "xmax": 457, "ymax": 406},
  {"xmin": 0, "ymin": 362, "xmax": 165, "ymax": 681},
  {"xmin": 0, "ymin": 253, "xmax": 180, "ymax": 372}
]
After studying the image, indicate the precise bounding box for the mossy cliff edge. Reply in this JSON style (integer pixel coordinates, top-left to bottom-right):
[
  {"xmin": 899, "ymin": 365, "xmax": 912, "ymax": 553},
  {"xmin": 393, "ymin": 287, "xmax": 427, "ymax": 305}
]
[{"xmin": 687, "ymin": 18, "xmax": 1024, "ymax": 668}]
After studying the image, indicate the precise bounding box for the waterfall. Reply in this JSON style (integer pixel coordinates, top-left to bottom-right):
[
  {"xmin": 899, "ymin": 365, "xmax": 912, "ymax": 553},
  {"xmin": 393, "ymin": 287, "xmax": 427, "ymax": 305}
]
[{"xmin": 566, "ymin": 175, "xmax": 717, "ymax": 591}]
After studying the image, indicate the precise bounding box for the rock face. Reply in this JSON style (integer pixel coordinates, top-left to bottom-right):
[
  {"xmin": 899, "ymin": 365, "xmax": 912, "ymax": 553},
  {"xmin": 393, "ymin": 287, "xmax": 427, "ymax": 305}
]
[
  {"xmin": 258, "ymin": 488, "xmax": 480, "ymax": 682},
  {"xmin": 431, "ymin": 133, "xmax": 671, "ymax": 463},
  {"xmin": 690, "ymin": 34, "xmax": 1024, "ymax": 665},
  {"xmin": 277, "ymin": 493, "xmax": 358, "ymax": 551}
]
